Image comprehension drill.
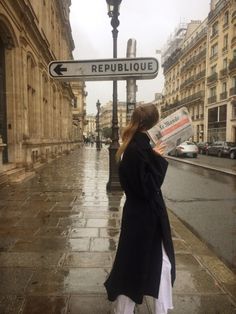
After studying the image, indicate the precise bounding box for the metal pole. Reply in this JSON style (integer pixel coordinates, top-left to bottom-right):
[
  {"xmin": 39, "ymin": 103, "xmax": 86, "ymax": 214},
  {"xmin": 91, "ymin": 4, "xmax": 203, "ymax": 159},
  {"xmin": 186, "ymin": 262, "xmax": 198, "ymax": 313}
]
[
  {"xmin": 107, "ymin": 4, "xmax": 121, "ymax": 191},
  {"xmin": 126, "ymin": 38, "xmax": 137, "ymax": 123}
]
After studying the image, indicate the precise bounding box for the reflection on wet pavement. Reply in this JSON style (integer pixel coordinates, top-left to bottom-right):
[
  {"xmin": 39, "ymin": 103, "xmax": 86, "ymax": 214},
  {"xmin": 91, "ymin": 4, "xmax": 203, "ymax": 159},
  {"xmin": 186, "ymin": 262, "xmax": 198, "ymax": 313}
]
[{"xmin": 0, "ymin": 147, "xmax": 235, "ymax": 313}]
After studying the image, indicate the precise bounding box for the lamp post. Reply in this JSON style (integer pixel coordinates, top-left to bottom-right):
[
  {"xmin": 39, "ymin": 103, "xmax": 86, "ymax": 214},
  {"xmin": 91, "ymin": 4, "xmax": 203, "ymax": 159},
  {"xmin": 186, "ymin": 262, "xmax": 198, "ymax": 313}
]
[
  {"xmin": 106, "ymin": 0, "xmax": 122, "ymax": 191},
  {"xmin": 96, "ymin": 99, "xmax": 101, "ymax": 151}
]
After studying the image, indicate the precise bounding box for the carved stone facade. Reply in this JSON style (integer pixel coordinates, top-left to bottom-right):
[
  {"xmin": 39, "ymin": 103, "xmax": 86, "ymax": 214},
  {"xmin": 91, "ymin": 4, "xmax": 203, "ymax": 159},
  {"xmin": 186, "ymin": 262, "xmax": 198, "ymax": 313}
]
[
  {"xmin": 161, "ymin": 0, "xmax": 236, "ymax": 142},
  {"xmin": 0, "ymin": 0, "xmax": 86, "ymax": 174}
]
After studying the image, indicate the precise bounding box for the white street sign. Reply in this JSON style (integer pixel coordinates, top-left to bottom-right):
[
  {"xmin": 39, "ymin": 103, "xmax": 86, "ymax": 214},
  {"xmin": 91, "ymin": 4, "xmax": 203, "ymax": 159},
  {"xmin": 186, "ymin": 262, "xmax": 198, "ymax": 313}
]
[{"xmin": 48, "ymin": 58, "xmax": 158, "ymax": 81}]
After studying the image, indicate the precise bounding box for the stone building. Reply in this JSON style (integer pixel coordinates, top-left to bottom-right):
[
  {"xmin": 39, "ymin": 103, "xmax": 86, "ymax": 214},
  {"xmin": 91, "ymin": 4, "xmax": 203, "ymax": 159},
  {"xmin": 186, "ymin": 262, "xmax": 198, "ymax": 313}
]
[
  {"xmin": 161, "ymin": 0, "xmax": 236, "ymax": 143},
  {"xmin": 0, "ymin": 0, "xmax": 86, "ymax": 183},
  {"xmin": 84, "ymin": 114, "xmax": 96, "ymax": 139},
  {"xmin": 206, "ymin": 0, "xmax": 236, "ymax": 142},
  {"xmin": 162, "ymin": 20, "xmax": 207, "ymax": 142},
  {"xmin": 100, "ymin": 101, "xmax": 127, "ymax": 137}
]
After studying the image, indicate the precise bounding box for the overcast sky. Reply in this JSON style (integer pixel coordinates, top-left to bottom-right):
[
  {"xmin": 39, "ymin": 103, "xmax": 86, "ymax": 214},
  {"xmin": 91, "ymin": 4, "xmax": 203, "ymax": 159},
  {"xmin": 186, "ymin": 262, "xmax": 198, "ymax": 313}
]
[{"xmin": 70, "ymin": 0, "xmax": 211, "ymax": 114}]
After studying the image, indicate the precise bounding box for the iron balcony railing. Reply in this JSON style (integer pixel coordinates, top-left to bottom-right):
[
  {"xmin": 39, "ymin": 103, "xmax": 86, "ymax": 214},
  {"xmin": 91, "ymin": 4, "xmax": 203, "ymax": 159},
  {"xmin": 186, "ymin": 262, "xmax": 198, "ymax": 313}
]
[
  {"xmin": 208, "ymin": 95, "xmax": 217, "ymax": 104},
  {"xmin": 220, "ymin": 91, "xmax": 228, "ymax": 100},
  {"xmin": 207, "ymin": 72, "xmax": 218, "ymax": 84},
  {"xmin": 220, "ymin": 68, "xmax": 228, "ymax": 78},
  {"xmin": 230, "ymin": 87, "xmax": 236, "ymax": 96},
  {"xmin": 229, "ymin": 58, "xmax": 236, "ymax": 72},
  {"xmin": 195, "ymin": 70, "xmax": 206, "ymax": 81}
]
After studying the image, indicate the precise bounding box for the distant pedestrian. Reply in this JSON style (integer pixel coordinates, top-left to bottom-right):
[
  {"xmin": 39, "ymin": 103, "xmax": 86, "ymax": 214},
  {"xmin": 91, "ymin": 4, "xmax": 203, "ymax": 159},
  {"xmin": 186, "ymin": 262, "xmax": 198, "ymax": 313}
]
[{"xmin": 104, "ymin": 104, "xmax": 176, "ymax": 314}]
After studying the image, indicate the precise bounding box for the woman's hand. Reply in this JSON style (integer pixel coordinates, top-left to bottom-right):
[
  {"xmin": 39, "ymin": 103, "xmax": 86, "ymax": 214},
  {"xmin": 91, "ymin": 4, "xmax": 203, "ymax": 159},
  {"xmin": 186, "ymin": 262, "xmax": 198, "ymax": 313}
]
[{"xmin": 153, "ymin": 141, "xmax": 167, "ymax": 156}]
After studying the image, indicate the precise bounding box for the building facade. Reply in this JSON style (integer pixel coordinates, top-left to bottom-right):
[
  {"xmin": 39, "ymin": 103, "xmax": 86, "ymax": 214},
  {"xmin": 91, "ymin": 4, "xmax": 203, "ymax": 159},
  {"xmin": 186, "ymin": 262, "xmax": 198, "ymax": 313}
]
[
  {"xmin": 162, "ymin": 20, "xmax": 207, "ymax": 142},
  {"xmin": 206, "ymin": 0, "xmax": 236, "ymax": 142},
  {"xmin": 100, "ymin": 101, "xmax": 127, "ymax": 138},
  {"xmin": 84, "ymin": 114, "xmax": 96, "ymax": 139},
  {"xmin": 0, "ymin": 0, "xmax": 86, "ymax": 177},
  {"xmin": 161, "ymin": 0, "xmax": 236, "ymax": 143}
]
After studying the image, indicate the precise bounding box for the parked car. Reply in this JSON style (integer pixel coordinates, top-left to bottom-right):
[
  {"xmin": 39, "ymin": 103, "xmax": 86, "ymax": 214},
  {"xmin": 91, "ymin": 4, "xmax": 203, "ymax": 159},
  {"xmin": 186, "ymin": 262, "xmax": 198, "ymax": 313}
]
[
  {"xmin": 197, "ymin": 142, "xmax": 212, "ymax": 154},
  {"xmin": 169, "ymin": 141, "xmax": 198, "ymax": 158},
  {"xmin": 206, "ymin": 141, "xmax": 236, "ymax": 159}
]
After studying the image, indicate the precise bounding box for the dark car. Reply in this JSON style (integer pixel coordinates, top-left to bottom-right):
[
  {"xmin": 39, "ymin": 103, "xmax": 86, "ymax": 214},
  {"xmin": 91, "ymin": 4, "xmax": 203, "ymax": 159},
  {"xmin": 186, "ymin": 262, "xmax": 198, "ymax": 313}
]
[
  {"xmin": 206, "ymin": 141, "xmax": 236, "ymax": 159},
  {"xmin": 197, "ymin": 142, "xmax": 212, "ymax": 154}
]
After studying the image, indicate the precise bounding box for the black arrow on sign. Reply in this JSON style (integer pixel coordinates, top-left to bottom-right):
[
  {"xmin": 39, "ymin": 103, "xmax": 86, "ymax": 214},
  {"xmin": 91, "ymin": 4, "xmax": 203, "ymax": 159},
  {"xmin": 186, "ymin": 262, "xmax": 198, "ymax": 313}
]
[{"xmin": 53, "ymin": 64, "xmax": 67, "ymax": 76}]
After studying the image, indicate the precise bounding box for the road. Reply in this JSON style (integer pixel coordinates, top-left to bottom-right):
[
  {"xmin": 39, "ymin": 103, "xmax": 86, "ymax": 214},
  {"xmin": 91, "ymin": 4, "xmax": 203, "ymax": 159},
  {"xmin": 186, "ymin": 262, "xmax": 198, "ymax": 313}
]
[{"xmin": 162, "ymin": 157, "xmax": 236, "ymax": 270}]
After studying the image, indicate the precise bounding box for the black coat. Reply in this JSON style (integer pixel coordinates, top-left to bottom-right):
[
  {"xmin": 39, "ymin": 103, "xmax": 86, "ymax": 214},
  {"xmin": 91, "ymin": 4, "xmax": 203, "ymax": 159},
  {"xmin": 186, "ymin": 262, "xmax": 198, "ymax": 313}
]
[{"xmin": 104, "ymin": 132, "xmax": 176, "ymax": 304}]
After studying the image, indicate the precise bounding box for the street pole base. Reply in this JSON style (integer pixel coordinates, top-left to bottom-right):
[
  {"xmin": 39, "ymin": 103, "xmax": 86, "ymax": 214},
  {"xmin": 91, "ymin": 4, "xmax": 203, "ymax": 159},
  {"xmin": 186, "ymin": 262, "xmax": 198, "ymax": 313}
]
[{"xmin": 106, "ymin": 179, "xmax": 122, "ymax": 191}]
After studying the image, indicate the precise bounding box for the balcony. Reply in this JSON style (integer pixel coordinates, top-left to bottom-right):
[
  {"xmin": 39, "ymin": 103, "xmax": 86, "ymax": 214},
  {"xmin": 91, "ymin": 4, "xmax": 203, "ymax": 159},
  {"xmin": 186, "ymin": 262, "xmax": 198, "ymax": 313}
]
[
  {"xmin": 210, "ymin": 31, "xmax": 219, "ymax": 40},
  {"xmin": 230, "ymin": 87, "xmax": 236, "ymax": 96},
  {"xmin": 195, "ymin": 49, "xmax": 206, "ymax": 62},
  {"xmin": 180, "ymin": 75, "xmax": 195, "ymax": 89},
  {"xmin": 219, "ymin": 68, "xmax": 228, "ymax": 79},
  {"xmin": 195, "ymin": 70, "xmax": 206, "ymax": 81},
  {"xmin": 207, "ymin": 72, "xmax": 218, "ymax": 84},
  {"xmin": 208, "ymin": 0, "xmax": 229, "ymax": 22},
  {"xmin": 232, "ymin": 36, "xmax": 236, "ymax": 48},
  {"xmin": 229, "ymin": 58, "xmax": 236, "ymax": 73},
  {"xmin": 181, "ymin": 28, "xmax": 207, "ymax": 55},
  {"xmin": 180, "ymin": 91, "xmax": 205, "ymax": 106},
  {"xmin": 208, "ymin": 95, "xmax": 217, "ymax": 104},
  {"xmin": 161, "ymin": 101, "xmax": 181, "ymax": 113},
  {"xmin": 220, "ymin": 91, "xmax": 228, "ymax": 100},
  {"xmin": 222, "ymin": 46, "xmax": 228, "ymax": 54}
]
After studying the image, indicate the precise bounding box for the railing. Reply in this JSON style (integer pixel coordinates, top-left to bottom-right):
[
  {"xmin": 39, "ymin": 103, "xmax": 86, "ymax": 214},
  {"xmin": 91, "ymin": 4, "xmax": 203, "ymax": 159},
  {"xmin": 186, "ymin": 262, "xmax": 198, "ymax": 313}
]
[
  {"xmin": 229, "ymin": 58, "xmax": 236, "ymax": 72},
  {"xmin": 220, "ymin": 68, "xmax": 228, "ymax": 78},
  {"xmin": 208, "ymin": 95, "xmax": 217, "ymax": 104},
  {"xmin": 207, "ymin": 72, "xmax": 218, "ymax": 84},
  {"xmin": 195, "ymin": 49, "xmax": 207, "ymax": 62},
  {"xmin": 210, "ymin": 31, "xmax": 219, "ymax": 40},
  {"xmin": 195, "ymin": 70, "xmax": 206, "ymax": 81},
  {"xmin": 208, "ymin": 0, "xmax": 229, "ymax": 21},
  {"xmin": 181, "ymin": 28, "xmax": 207, "ymax": 56},
  {"xmin": 180, "ymin": 75, "xmax": 195, "ymax": 89},
  {"xmin": 180, "ymin": 91, "xmax": 205, "ymax": 106},
  {"xmin": 220, "ymin": 91, "xmax": 228, "ymax": 100},
  {"xmin": 230, "ymin": 87, "xmax": 236, "ymax": 96}
]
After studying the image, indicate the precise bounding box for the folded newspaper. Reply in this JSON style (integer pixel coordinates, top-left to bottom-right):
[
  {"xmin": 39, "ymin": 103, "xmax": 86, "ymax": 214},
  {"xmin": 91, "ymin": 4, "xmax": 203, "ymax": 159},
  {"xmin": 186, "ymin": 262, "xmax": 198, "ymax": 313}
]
[{"xmin": 147, "ymin": 107, "xmax": 193, "ymax": 154}]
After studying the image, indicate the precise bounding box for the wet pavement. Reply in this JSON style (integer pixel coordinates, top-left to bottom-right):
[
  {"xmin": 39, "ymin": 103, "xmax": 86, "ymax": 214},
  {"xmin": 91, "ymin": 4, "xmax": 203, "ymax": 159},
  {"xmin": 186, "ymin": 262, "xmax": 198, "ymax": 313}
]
[{"xmin": 0, "ymin": 147, "xmax": 236, "ymax": 313}]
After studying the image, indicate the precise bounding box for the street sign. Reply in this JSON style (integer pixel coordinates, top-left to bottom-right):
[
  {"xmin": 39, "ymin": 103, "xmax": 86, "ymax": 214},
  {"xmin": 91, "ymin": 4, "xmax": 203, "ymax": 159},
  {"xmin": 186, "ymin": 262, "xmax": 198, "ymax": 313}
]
[{"xmin": 48, "ymin": 57, "xmax": 158, "ymax": 81}]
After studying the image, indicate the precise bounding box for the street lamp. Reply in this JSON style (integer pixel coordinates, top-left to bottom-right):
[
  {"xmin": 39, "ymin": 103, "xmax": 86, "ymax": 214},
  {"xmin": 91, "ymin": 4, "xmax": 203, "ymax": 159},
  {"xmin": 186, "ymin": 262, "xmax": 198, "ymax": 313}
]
[
  {"xmin": 96, "ymin": 99, "xmax": 101, "ymax": 151},
  {"xmin": 106, "ymin": 0, "xmax": 122, "ymax": 191}
]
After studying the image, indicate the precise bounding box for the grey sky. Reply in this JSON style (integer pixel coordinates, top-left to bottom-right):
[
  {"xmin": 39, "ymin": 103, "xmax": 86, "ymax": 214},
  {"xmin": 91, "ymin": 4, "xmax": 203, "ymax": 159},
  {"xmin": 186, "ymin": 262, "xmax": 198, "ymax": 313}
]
[{"xmin": 70, "ymin": 0, "xmax": 210, "ymax": 114}]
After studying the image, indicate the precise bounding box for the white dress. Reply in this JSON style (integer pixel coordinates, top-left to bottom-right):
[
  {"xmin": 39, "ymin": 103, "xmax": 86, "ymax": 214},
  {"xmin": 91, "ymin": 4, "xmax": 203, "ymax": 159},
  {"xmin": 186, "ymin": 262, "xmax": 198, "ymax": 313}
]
[{"xmin": 114, "ymin": 243, "xmax": 173, "ymax": 314}]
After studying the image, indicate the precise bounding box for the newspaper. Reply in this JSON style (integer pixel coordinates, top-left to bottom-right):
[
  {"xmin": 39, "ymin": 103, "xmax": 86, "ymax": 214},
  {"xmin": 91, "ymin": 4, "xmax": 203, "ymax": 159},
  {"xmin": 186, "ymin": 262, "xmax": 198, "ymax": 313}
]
[{"xmin": 147, "ymin": 107, "xmax": 193, "ymax": 154}]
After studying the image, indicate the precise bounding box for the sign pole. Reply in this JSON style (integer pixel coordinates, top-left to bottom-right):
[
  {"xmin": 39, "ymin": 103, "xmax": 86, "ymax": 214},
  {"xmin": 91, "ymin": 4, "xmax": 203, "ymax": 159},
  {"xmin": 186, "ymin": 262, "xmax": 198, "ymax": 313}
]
[{"xmin": 106, "ymin": 4, "xmax": 121, "ymax": 191}]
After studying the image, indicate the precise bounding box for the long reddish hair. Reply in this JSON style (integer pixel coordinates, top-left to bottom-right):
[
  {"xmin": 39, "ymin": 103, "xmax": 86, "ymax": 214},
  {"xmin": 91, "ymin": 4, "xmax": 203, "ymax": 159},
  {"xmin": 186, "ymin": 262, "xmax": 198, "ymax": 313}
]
[{"xmin": 116, "ymin": 104, "xmax": 159, "ymax": 161}]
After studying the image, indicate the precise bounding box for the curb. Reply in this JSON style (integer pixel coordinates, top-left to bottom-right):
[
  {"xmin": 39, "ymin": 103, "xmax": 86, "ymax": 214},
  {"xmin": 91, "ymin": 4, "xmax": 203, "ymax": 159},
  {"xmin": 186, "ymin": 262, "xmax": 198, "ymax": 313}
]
[{"xmin": 165, "ymin": 155, "xmax": 236, "ymax": 176}]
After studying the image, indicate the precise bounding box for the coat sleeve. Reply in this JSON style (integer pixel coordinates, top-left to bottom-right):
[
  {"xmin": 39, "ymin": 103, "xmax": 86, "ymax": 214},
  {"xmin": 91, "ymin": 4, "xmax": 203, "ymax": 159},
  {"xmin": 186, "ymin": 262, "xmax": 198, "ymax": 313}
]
[{"xmin": 120, "ymin": 144, "xmax": 168, "ymax": 200}]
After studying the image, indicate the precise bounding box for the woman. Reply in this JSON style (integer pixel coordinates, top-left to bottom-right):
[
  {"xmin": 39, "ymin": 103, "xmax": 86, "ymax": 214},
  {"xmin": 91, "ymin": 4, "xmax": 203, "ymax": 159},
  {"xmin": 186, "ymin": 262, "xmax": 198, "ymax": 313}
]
[{"xmin": 104, "ymin": 104, "xmax": 176, "ymax": 314}]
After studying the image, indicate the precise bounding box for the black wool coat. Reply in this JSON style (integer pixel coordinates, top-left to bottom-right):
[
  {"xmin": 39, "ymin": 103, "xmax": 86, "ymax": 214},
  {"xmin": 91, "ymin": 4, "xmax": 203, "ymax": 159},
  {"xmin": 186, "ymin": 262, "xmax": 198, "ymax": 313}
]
[{"xmin": 104, "ymin": 132, "xmax": 176, "ymax": 304}]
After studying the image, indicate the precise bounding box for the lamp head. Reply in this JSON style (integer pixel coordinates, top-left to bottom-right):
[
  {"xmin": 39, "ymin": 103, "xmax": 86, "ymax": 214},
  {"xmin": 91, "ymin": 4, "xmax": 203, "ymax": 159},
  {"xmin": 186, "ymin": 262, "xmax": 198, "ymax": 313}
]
[{"xmin": 106, "ymin": 0, "xmax": 122, "ymax": 17}]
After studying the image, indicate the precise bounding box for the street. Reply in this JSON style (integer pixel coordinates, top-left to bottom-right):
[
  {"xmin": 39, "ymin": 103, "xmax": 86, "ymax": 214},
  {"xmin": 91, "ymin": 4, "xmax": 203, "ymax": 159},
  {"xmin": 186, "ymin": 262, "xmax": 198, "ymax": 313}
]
[
  {"xmin": 163, "ymin": 156, "xmax": 236, "ymax": 270},
  {"xmin": 0, "ymin": 147, "xmax": 235, "ymax": 313}
]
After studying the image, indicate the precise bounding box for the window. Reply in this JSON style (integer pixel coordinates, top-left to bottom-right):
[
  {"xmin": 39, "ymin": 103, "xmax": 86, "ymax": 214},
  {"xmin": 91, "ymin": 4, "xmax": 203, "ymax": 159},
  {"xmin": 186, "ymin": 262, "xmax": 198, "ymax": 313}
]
[
  {"xmin": 232, "ymin": 76, "xmax": 236, "ymax": 87},
  {"xmin": 210, "ymin": 86, "xmax": 216, "ymax": 97},
  {"xmin": 211, "ymin": 64, "xmax": 217, "ymax": 74},
  {"xmin": 211, "ymin": 44, "xmax": 218, "ymax": 58},
  {"xmin": 223, "ymin": 34, "xmax": 228, "ymax": 50},
  {"xmin": 222, "ymin": 82, "xmax": 227, "ymax": 92},
  {"xmin": 212, "ymin": 22, "xmax": 218, "ymax": 37},
  {"xmin": 223, "ymin": 58, "xmax": 227, "ymax": 69},
  {"xmin": 224, "ymin": 11, "xmax": 229, "ymax": 26}
]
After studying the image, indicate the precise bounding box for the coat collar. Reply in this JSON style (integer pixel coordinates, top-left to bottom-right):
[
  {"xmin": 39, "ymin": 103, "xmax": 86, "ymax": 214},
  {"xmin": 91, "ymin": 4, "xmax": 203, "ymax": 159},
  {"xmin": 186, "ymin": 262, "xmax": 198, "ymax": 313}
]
[{"xmin": 132, "ymin": 132, "xmax": 151, "ymax": 149}]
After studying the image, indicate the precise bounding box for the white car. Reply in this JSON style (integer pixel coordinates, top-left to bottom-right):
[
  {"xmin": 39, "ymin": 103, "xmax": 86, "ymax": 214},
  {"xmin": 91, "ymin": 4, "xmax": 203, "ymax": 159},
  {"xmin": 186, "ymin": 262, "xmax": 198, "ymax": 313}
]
[{"xmin": 169, "ymin": 141, "xmax": 198, "ymax": 158}]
